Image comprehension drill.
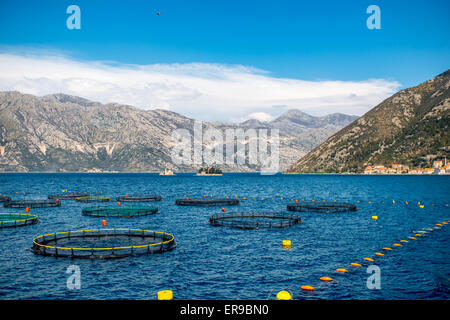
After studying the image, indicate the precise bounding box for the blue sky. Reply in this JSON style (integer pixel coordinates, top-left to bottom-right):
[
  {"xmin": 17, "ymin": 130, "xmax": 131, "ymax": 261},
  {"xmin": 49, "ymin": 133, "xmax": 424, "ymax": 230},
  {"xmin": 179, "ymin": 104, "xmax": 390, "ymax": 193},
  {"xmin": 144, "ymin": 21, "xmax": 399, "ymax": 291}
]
[{"xmin": 0, "ymin": 0, "xmax": 448, "ymax": 121}]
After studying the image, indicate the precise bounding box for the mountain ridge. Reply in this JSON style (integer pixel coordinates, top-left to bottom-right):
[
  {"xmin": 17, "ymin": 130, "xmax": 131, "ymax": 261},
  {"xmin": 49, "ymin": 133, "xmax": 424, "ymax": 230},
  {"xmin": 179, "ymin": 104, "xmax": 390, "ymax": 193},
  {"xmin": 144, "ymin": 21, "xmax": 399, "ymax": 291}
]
[
  {"xmin": 286, "ymin": 69, "xmax": 450, "ymax": 173},
  {"xmin": 0, "ymin": 91, "xmax": 358, "ymax": 172}
]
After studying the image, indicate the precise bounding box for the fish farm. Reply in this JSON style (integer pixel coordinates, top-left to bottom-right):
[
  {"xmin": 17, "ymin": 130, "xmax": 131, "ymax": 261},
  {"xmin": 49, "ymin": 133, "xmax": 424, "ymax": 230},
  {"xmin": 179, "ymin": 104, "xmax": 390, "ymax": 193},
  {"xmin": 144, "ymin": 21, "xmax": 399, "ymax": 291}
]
[
  {"xmin": 31, "ymin": 228, "xmax": 176, "ymax": 259},
  {"xmin": 0, "ymin": 213, "xmax": 39, "ymax": 228},
  {"xmin": 208, "ymin": 211, "xmax": 302, "ymax": 229},
  {"xmin": 82, "ymin": 206, "xmax": 159, "ymax": 217},
  {"xmin": 175, "ymin": 198, "xmax": 240, "ymax": 206},
  {"xmin": 116, "ymin": 195, "xmax": 162, "ymax": 202},
  {"xmin": 287, "ymin": 202, "xmax": 357, "ymax": 213},
  {"xmin": 3, "ymin": 199, "xmax": 61, "ymax": 208}
]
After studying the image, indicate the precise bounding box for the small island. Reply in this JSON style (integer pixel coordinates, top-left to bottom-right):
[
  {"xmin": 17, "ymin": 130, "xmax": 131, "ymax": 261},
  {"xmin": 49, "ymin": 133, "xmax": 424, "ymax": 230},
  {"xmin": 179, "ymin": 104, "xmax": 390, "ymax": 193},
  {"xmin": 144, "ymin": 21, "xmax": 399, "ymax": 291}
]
[{"xmin": 196, "ymin": 167, "xmax": 223, "ymax": 176}]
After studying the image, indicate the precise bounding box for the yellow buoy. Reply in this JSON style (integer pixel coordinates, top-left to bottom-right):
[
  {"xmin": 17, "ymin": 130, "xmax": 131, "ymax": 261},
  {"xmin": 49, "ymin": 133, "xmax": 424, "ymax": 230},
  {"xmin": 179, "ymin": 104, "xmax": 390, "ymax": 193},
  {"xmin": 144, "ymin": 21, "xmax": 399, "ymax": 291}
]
[
  {"xmin": 157, "ymin": 290, "xmax": 173, "ymax": 300},
  {"xmin": 364, "ymin": 258, "xmax": 374, "ymax": 262},
  {"xmin": 320, "ymin": 277, "xmax": 333, "ymax": 282},
  {"xmin": 350, "ymin": 263, "xmax": 362, "ymax": 267},
  {"xmin": 336, "ymin": 268, "xmax": 348, "ymax": 273},
  {"xmin": 433, "ymin": 226, "xmax": 439, "ymax": 229},
  {"xmin": 276, "ymin": 290, "xmax": 292, "ymax": 300},
  {"xmin": 419, "ymin": 205, "xmax": 424, "ymax": 208},
  {"xmin": 372, "ymin": 216, "xmax": 378, "ymax": 220},
  {"xmin": 282, "ymin": 240, "xmax": 291, "ymax": 248},
  {"xmin": 443, "ymin": 222, "xmax": 448, "ymax": 225},
  {"xmin": 301, "ymin": 285, "xmax": 315, "ymax": 292},
  {"xmin": 427, "ymin": 228, "xmax": 433, "ymax": 231}
]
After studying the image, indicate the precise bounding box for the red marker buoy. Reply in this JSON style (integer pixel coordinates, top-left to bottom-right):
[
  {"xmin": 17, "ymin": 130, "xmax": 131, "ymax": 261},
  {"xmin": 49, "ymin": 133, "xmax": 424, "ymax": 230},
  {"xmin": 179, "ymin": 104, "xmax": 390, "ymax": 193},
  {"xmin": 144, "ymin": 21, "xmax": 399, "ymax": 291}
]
[
  {"xmin": 25, "ymin": 207, "xmax": 30, "ymax": 213},
  {"xmin": 117, "ymin": 202, "xmax": 121, "ymax": 206},
  {"xmin": 221, "ymin": 208, "xmax": 226, "ymax": 212},
  {"xmin": 102, "ymin": 220, "xmax": 107, "ymax": 227}
]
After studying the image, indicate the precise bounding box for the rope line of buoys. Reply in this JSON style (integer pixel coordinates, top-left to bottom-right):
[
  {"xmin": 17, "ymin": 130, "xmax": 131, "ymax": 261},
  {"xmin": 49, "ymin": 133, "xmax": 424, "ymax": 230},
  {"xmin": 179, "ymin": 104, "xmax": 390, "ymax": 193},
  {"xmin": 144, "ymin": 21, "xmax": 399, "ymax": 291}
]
[{"xmin": 296, "ymin": 218, "xmax": 449, "ymax": 298}]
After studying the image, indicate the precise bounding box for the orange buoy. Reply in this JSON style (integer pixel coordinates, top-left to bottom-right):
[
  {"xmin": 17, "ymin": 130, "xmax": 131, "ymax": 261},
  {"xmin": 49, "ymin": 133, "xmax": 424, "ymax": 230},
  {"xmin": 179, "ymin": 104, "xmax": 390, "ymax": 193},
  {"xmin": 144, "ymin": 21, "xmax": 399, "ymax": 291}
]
[
  {"xmin": 392, "ymin": 200, "xmax": 395, "ymax": 204},
  {"xmin": 25, "ymin": 207, "xmax": 30, "ymax": 213},
  {"xmin": 374, "ymin": 252, "xmax": 384, "ymax": 256},
  {"xmin": 405, "ymin": 201, "xmax": 408, "ymax": 205},
  {"xmin": 301, "ymin": 285, "xmax": 315, "ymax": 292},
  {"xmin": 364, "ymin": 258, "xmax": 374, "ymax": 262},
  {"xmin": 399, "ymin": 240, "xmax": 408, "ymax": 243},
  {"xmin": 408, "ymin": 237, "xmax": 417, "ymax": 240},
  {"xmin": 393, "ymin": 243, "xmax": 402, "ymax": 247},
  {"xmin": 350, "ymin": 263, "xmax": 362, "ymax": 267},
  {"xmin": 320, "ymin": 277, "xmax": 333, "ymax": 282},
  {"xmin": 295, "ymin": 200, "xmax": 298, "ymax": 203},
  {"xmin": 102, "ymin": 220, "xmax": 107, "ymax": 227},
  {"xmin": 383, "ymin": 247, "xmax": 392, "ymax": 251},
  {"xmin": 336, "ymin": 268, "xmax": 348, "ymax": 273},
  {"xmin": 125, "ymin": 194, "xmax": 128, "ymax": 198},
  {"xmin": 221, "ymin": 208, "xmax": 226, "ymax": 212},
  {"xmin": 186, "ymin": 197, "xmax": 189, "ymax": 200}
]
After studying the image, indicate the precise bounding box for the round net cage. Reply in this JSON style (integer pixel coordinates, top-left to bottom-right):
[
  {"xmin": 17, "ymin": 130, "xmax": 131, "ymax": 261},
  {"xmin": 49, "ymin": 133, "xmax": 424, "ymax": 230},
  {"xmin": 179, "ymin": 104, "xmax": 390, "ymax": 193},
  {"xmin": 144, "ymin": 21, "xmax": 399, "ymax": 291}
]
[
  {"xmin": 287, "ymin": 202, "xmax": 357, "ymax": 213},
  {"xmin": 4, "ymin": 199, "xmax": 61, "ymax": 208},
  {"xmin": 0, "ymin": 196, "xmax": 11, "ymax": 203},
  {"xmin": 31, "ymin": 228, "xmax": 176, "ymax": 259},
  {"xmin": 175, "ymin": 198, "xmax": 240, "ymax": 207},
  {"xmin": 75, "ymin": 196, "xmax": 110, "ymax": 203},
  {"xmin": 116, "ymin": 195, "xmax": 162, "ymax": 202},
  {"xmin": 82, "ymin": 206, "xmax": 159, "ymax": 217},
  {"xmin": 48, "ymin": 193, "xmax": 89, "ymax": 200},
  {"xmin": 208, "ymin": 212, "xmax": 302, "ymax": 229},
  {"xmin": 0, "ymin": 213, "xmax": 39, "ymax": 228}
]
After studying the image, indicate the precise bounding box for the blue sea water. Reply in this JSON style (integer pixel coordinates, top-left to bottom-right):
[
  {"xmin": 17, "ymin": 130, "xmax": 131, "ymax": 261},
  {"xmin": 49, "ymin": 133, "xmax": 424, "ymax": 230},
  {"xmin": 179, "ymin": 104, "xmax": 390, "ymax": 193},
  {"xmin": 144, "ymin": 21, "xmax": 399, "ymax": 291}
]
[{"xmin": 0, "ymin": 173, "xmax": 449, "ymax": 300}]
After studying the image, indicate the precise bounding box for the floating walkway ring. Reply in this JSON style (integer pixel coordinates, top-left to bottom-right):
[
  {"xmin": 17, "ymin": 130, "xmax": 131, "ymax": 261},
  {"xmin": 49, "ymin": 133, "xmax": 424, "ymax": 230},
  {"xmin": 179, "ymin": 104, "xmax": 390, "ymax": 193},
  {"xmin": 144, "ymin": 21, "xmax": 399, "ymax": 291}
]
[
  {"xmin": 116, "ymin": 195, "xmax": 162, "ymax": 202},
  {"xmin": 0, "ymin": 213, "xmax": 39, "ymax": 228},
  {"xmin": 175, "ymin": 198, "xmax": 240, "ymax": 207},
  {"xmin": 48, "ymin": 194, "xmax": 89, "ymax": 200},
  {"xmin": 287, "ymin": 202, "xmax": 357, "ymax": 213},
  {"xmin": 4, "ymin": 199, "xmax": 61, "ymax": 208},
  {"xmin": 75, "ymin": 196, "xmax": 110, "ymax": 203},
  {"xmin": 31, "ymin": 228, "xmax": 176, "ymax": 259},
  {"xmin": 208, "ymin": 211, "xmax": 302, "ymax": 229},
  {"xmin": 82, "ymin": 206, "xmax": 159, "ymax": 217}
]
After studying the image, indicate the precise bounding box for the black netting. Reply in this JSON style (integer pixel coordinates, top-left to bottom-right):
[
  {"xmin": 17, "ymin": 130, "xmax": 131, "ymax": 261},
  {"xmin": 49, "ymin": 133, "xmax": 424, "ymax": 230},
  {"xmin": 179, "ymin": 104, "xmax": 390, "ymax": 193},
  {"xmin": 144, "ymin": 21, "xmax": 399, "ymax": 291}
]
[
  {"xmin": 175, "ymin": 198, "xmax": 240, "ymax": 207},
  {"xmin": 4, "ymin": 199, "xmax": 61, "ymax": 208},
  {"xmin": 0, "ymin": 196, "xmax": 11, "ymax": 203},
  {"xmin": 82, "ymin": 206, "xmax": 159, "ymax": 217},
  {"xmin": 0, "ymin": 213, "xmax": 39, "ymax": 228},
  {"xmin": 31, "ymin": 228, "xmax": 176, "ymax": 259},
  {"xmin": 287, "ymin": 202, "xmax": 357, "ymax": 213},
  {"xmin": 48, "ymin": 193, "xmax": 89, "ymax": 200},
  {"xmin": 209, "ymin": 212, "xmax": 302, "ymax": 229},
  {"xmin": 116, "ymin": 195, "xmax": 162, "ymax": 202}
]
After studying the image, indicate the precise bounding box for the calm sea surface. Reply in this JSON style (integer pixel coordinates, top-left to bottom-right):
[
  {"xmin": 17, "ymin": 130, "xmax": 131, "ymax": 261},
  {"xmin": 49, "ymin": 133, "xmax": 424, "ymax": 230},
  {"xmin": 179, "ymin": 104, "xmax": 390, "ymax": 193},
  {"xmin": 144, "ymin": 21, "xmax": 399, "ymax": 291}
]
[{"xmin": 0, "ymin": 173, "xmax": 449, "ymax": 300}]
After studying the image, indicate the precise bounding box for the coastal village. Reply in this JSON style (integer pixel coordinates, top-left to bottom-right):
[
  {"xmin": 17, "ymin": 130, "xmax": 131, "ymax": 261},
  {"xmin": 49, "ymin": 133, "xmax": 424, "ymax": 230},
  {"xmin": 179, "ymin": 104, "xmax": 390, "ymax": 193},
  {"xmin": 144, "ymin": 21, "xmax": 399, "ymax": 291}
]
[{"xmin": 364, "ymin": 159, "xmax": 450, "ymax": 175}]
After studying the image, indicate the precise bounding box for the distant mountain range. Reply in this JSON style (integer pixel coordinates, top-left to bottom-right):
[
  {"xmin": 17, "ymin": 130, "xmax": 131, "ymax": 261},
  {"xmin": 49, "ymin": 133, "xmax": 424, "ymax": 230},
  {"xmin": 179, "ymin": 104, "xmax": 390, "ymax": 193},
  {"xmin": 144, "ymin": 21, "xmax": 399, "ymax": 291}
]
[
  {"xmin": 287, "ymin": 69, "xmax": 450, "ymax": 173},
  {"xmin": 0, "ymin": 91, "xmax": 357, "ymax": 172}
]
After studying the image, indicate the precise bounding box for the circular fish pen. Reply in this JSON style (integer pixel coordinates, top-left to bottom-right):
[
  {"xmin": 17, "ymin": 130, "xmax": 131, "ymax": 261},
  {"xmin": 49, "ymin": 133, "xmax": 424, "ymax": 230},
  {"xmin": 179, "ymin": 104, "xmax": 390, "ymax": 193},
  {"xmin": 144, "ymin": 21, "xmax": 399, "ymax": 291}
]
[
  {"xmin": 287, "ymin": 202, "xmax": 357, "ymax": 213},
  {"xmin": 75, "ymin": 196, "xmax": 110, "ymax": 203},
  {"xmin": 82, "ymin": 206, "xmax": 159, "ymax": 217},
  {"xmin": 0, "ymin": 213, "xmax": 39, "ymax": 228},
  {"xmin": 175, "ymin": 198, "xmax": 240, "ymax": 207},
  {"xmin": 48, "ymin": 193, "xmax": 89, "ymax": 200},
  {"xmin": 116, "ymin": 195, "xmax": 162, "ymax": 202},
  {"xmin": 31, "ymin": 228, "xmax": 176, "ymax": 259},
  {"xmin": 0, "ymin": 196, "xmax": 11, "ymax": 203},
  {"xmin": 208, "ymin": 212, "xmax": 302, "ymax": 229},
  {"xmin": 4, "ymin": 199, "xmax": 61, "ymax": 208}
]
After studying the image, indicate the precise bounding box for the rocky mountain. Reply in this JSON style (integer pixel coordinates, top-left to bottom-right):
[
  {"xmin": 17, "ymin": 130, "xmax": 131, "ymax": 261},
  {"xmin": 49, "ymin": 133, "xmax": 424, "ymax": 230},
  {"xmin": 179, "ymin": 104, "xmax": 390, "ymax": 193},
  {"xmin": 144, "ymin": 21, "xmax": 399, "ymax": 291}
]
[
  {"xmin": 0, "ymin": 91, "xmax": 357, "ymax": 172},
  {"xmin": 287, "ymin": 69, "xmax": 450, "ymax": 173}
]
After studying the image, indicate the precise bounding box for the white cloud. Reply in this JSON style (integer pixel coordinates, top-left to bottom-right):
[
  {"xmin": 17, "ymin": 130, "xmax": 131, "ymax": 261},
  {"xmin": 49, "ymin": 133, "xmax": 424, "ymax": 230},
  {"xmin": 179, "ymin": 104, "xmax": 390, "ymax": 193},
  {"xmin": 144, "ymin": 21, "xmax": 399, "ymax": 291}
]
[{"xmin": 0, "ymin": 51, "xmax": 401, "ymax": 122}]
